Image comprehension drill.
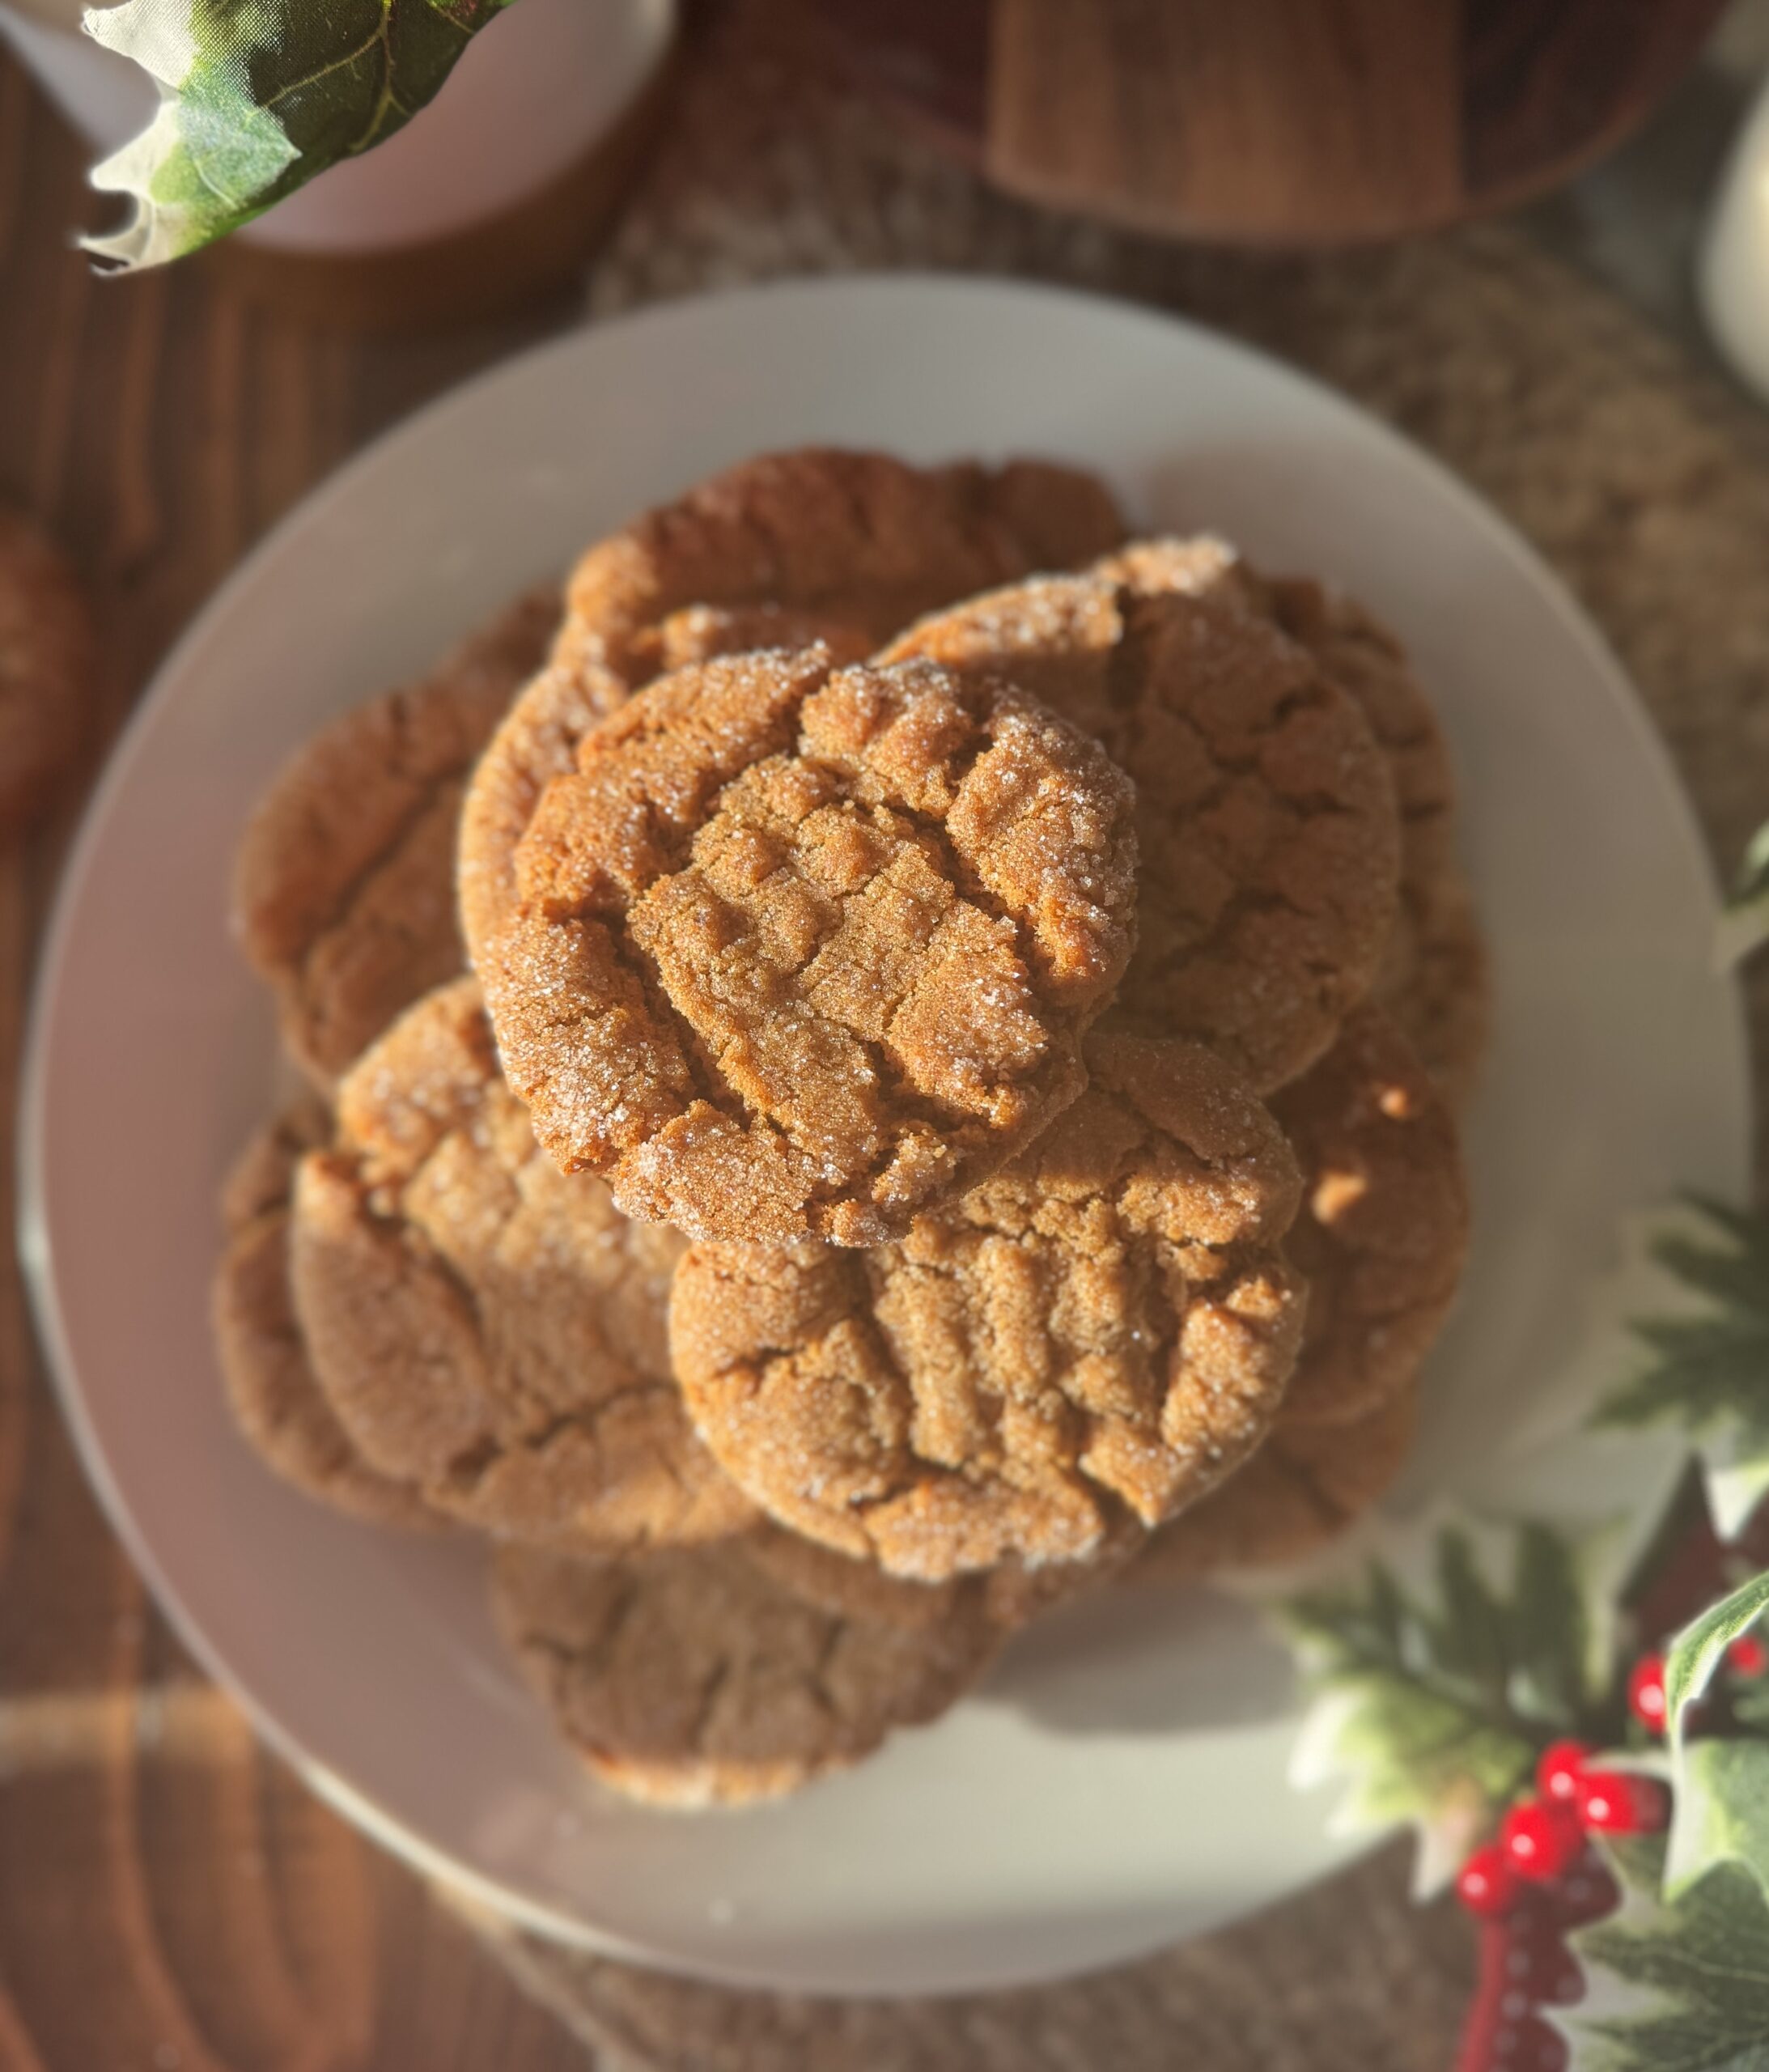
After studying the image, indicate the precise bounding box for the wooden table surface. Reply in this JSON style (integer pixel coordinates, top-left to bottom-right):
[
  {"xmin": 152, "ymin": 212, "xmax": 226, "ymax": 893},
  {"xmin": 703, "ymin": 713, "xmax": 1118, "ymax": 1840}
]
[{"xmin": 0, "ymin": 55, "xmax": 608, "ymax": 2072}]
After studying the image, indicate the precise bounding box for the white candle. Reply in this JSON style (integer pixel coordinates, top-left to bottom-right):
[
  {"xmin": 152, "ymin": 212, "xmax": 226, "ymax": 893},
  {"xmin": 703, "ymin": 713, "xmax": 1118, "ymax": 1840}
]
[{"xmin": 1701, "ymin": 72, "xmax": 1769, "ymax": 403}]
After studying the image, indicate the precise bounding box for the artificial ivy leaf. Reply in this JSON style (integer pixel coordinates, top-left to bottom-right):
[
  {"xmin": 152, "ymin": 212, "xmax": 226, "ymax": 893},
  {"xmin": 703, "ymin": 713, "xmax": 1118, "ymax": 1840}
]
[
  {"xmin": 1733, "ymin": 1676, "xmax": 1769, "ymax": 1732},
  {"xmin": 1282, "ymin": 1515, "xmax": 1612, "ymax": 1893},
  {"xmin": 1667, "ymin": 1739, "xmax": 1769, "ymax": 1904},
  {"xmin": 1559, "ymin": 1836, "xmax": 1769, "ymax": 2071},
  {"xmin": 1595, "ymin": 1199, "xmax": 1769, "ymax": 1539},
  {"xmin": 1663, "ymin": 1569, "xmax": 1769, "ymax": 1747},
  {"xmin": 83, "ymin": 0, "xmax": 520, "ymax": 270},
  {"xmin": 1717, "ymin": 817, "xmax": 1769, "ymax": 971}
]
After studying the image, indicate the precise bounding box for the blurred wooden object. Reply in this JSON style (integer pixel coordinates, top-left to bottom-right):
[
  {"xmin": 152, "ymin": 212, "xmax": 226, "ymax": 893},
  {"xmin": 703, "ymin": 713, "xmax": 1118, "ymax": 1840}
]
[{"xmin": 821, "ymin": 0, "xmax": 1729, "ymax": 244}]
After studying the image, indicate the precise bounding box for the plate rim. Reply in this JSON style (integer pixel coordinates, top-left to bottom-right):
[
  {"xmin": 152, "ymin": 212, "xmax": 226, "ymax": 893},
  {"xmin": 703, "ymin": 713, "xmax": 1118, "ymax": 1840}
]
[{"xmin": 18, "ymin": 269, "xmax": 1751, "ymax": 1995}]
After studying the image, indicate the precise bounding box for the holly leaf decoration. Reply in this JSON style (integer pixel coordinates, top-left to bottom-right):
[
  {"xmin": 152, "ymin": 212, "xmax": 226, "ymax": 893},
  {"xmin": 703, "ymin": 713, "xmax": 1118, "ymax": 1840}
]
[
  {"xmin": 83, "ymin": 0, "xmax": 520, "ymax": 270},
  {"xmin": 1667, "ymin": 1739, "xmax": 1769, "ymax": 1907},
  {"xmin": 1717, "ymin": 817, "xmax": 1769, "ymax": 971},
  {"xmin": 1663, "ymin": 1570, "xmax": 1769, "ymax": 1747},
  {"xmin": 1282, "ymin": 1517, "xmax": 1613, "ymax": 1893},
  {"xmin": 1593, "ymin": 1199, "xmax": 1769, "ymax": 1539},
  {"xmin": 1648, "ymin": 1570, "xmax": 1769, "ymax": 1904},
  {"xmin": 1559, "ymin": 1836, "xmax": 1769, "ymax": 2071}
]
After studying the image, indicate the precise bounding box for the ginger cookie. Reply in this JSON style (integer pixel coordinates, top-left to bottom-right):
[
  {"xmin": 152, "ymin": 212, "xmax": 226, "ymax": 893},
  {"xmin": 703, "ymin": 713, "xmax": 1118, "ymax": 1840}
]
[
  {"xmin": 880, "ymin": 559, "xmax": 1401, "ymax": 1093},
  {"xmin": 458, "ymin": 448, "xmax": 1125, "ymax": 966},
  {"xmin": 671, "ymin": 1031, "xmax": 1306, "ymax": 1581},
  {"xmin": 1372, "ymin": 864, "xmax": 1490, "ymax": 1114},
  {"xmin": 0, "ymin": 507, "xmax": 94, "ymax": 833},
  {"xmin": 1094, "ymin": 538, "xmax": 1490, "ymax": 1103},
  {"xmin": 233, "ymin": 587, "xmax": 558, "ymax": 1087},
  {"xmin": 290, "ymin": 978, "xmax": 754, "ymax": 1550},
  {"xmin": 1269, "ymin": 1005, "xmax": 1469, "ymax": 1429},
  {"xmin": 491, "ymin": 1536, "xmax": 1002, "ymax": 1806},
  {"xmin": 740, "ymin": 1524, "xmax": 969, "ymax": 1633},
  {"xmin": 1126, "ymin": 1383, "xmax": 1418, "ymax": 1583},
  {"xmin": 212, "ymin": 1103, "xmax": 439, "ymax": 1531},
  {"xmin": 486, "ymin": 648, "xmax": 1139, "ymax": 1246},
  {"xmin": 741, "ymin": 1513, "xmax": 1142, "ymax": 1634}
]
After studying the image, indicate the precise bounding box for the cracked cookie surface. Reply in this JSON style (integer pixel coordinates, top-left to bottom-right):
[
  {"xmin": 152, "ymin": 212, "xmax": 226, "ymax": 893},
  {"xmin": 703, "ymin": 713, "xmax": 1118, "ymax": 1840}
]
[
  {"xmin": 212, "ymin": 1103, "xmax": 439, "ymax": 1531},
  {"xmin": 458, "ymin": 448, "xmax": 1124, "ymax": 966},
  {"xmin": 1126, "ymin": 1382, "xmax": 1418, "ymax": 1582},
  {"xmin": 1095, "ymin": 537, "xmax": 1490, "ymax": 1104},
  {"xmin": 289, "ymin": 978, "xmax": 754, "ymax": 1548},
  {"xmin": 741, "ymin": 1512, "xmax": 1142, "ymax": 1633},
  {"xmin": 1268, "ymin": 1005, "xmax": 1468, "ymax": 1429},
  {"xmin": 233, "ymin": 587, "xmax": 558, "ymax": 1086},
  {"xmin": 671, "ymin": 1031, "xmax": 1305, "ymax": 1581},
  {"xmin": 487, "ymin": 649, "xmax": 1139, "ymax": 1245},
  {"xmin": 880, "ymin": 555, "xmax": 1402, "ymax": 1093},
  {"xmin": 492, "ymin": 1535, "xmax": 1001, "ymax": 1805}
]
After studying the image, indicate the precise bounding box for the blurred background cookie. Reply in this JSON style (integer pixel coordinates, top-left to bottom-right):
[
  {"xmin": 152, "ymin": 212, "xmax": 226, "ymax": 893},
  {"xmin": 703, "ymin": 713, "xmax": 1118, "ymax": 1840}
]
[
  {"xmin": 881, "ymin": 558, "xmax": 1402, "ymax": 1092},
  {"xmin": 231, "ymin": 586, "xmax": 558, "ymax": 1086},
  {"xmin": 1094, "ymin": 537, "xmax": 1491, "ymax": 1106},
  {"xmin": 0, "ymin": 505, "xmax": 94, "ymax": 835},
  {"xmin": 491, "ymin": 1535, "xmax": 1003, "ymax": 1807},
  {"xmin": 290, "ymin": 978, "xmax": 754, "ymax": 1550},
  {"xmin": 1125, "ymin": 1386, "xmax": 1419, "ymax": 1583},
  {"xmin": 212, "ymin": 1102, "xmax": 441, "ymax": 1531},
  {"xmin": 1268, "ymin": 1005, "xmax": 1469, "ymax": 1429}
]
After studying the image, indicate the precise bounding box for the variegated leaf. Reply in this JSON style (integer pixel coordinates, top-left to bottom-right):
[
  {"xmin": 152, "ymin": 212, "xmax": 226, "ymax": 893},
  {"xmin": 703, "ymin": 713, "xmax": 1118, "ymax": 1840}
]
[{"xmin": 83, "ymin": 0, "xmax": 519, "ymax": 269}]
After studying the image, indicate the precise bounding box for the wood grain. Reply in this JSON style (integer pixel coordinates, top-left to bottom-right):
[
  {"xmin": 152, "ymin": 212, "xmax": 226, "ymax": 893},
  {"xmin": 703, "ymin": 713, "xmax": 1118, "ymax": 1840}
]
[
  {"xmin": 0, "ymin": 56, "xmax": 597, "ymax": 2072},
  {"xmin": 824, "ymin": 0, "xmax": 1726, "ymax": 243},
  {"xmin": 988, "ymin": 0, "xmax": 1463, "ymax": 241}
]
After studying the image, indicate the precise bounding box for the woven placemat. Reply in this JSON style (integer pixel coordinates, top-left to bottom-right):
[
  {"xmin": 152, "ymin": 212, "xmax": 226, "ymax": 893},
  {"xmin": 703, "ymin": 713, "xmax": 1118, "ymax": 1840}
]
[{"xmin": 459, "ymin": 7, "xmax": 1769, "ymax": 2064}]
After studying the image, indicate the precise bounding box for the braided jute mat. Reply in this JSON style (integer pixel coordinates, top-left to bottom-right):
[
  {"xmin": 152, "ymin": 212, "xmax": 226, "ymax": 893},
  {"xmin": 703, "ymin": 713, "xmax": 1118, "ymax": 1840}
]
[{"xmin": 455, "ymin": 7, "xmax": 1769, "ymax": 2066}]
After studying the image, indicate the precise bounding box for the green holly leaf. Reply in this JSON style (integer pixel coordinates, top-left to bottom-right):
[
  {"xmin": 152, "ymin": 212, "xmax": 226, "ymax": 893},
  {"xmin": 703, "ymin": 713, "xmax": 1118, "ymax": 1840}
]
[
  {"xmin": 1282, "ymin": 1516, "xmax": 1614, "ymax": 1892},
  {"xmin": 83, "ymin": 0, "xmax": 521, "ymax": 270},
  {"xmin": 1718, "ymin": 819, "xmax": 1769, "ymax": 971},
  {"xmin": 1667, "ymin": 1739, "xmax": 1769, "ymax": 1905},
  {"xmin": 1663, "ymin": 1570, "xmax": 1769, "ymax": 1747},
  {"xmin": 1594, "ymin": 1199, "xmax": 1769, "ymax": 1539},
  {"xmin": 1559, "ymin": 1836, "xmax": 1769, "ymax": 2071}
]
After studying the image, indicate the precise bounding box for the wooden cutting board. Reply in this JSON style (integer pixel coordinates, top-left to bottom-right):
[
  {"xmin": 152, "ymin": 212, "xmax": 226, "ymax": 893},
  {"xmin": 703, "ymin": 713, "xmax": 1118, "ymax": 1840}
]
[{"xmin": 820, "ymin": 0, "xmax": 1728, "ymax": 244}]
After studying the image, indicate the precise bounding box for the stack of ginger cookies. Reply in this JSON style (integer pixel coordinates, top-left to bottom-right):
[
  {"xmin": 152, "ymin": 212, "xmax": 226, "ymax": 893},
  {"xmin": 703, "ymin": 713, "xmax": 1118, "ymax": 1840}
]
[{"xmin": 214, "ymin": 449, "xmax": 1481, "ymax": 1807}]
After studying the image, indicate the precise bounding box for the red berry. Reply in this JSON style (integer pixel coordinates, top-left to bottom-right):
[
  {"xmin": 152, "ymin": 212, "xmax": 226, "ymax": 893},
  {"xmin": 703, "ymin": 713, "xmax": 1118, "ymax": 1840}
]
[
  {"xmin": 1553, "ymin": 1856, "xmax": 1622, "ymax": 1930},
  {"xmin": 1501, "ymin": 1798, "xmax": 1586, "ymax": 1881},
  {"xmin": 1729, "ymin": 1633, "xmax": 1768, "ymax": 1676},
  {"xmin": 1512, "ymin": 2014, "xmax": 1571, "ymax": 2071},
  {"xmin": 1535, "ymin": 1739, "xmax": 1595, "ymax": 1802},
  {"xmin": 1574, "ymin": 1769, "xmax": 1669, "ymax": 1836},
  {"xmin": 1457, "ymin": 1841, "xmax": 1521, "ymax": 1917},
  {"xmin": 1628, "ymin": 1654, "xmax": 1668, "ymax": 1733}
]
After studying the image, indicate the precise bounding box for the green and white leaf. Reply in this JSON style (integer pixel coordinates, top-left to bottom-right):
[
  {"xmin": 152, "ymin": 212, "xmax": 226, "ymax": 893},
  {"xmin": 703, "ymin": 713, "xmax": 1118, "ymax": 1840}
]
[
  {"xmin": 1663, "ymin": 1569, "xmax": 1769, "ymax": 1747},
  {"xmin": 1667, "ymin": 1739, "xmax": 1769, "ymax": 1905},
  {"xmin": 1652, "ymin": 1571, "xmax": 1769, "ymax": 1903},
  {"xmin": 1586, "ymin": 1199, "xmax": 1769, "ymax": 1539},
  {"xmin": 1558, "ymin": 1836, "xmax": 1769, "ymax": 2072},
  {"xmin": 1717, "ymin": 818, "xmax": 1769, "ymax": 971},
  {"xmin": 1282, "ymin": 1513, "xmax": 1616, "ymax": 1894},
  {"xmin": 83, "ymin": 0, "xmax": 520, "ymax": 270}
]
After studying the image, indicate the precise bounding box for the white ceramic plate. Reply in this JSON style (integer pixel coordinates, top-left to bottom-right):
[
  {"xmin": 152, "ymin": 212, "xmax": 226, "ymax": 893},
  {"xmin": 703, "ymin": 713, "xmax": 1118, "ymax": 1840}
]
[{"xmin": 22, "ymin": 277, "xmax": 1747, "ymax": 1998}]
